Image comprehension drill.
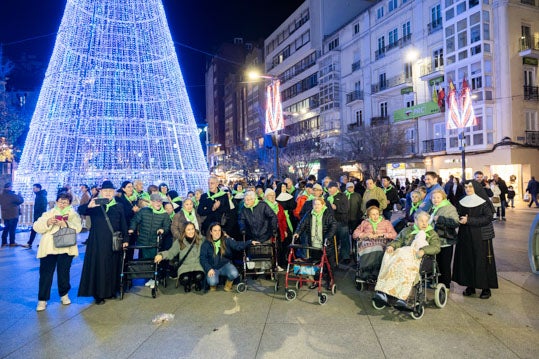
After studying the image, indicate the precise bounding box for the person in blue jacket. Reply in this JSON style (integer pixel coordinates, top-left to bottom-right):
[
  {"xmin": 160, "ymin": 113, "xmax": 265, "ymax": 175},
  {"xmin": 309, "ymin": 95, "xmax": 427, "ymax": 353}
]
[{"xmin": 199, "ymin": 222, "xmax": 260, "ymax": 292}]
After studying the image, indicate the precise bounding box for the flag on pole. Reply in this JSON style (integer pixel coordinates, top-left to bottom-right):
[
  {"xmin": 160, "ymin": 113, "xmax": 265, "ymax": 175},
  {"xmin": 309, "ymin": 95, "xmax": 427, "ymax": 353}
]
[
  {"xmin": 446, "ymin": 80, "xmax": 461, "ymax": 129},
  {"xmin": 432, "ymin": 86, "xmax": 438, "ymax": 104},
  {"xmin": 459, "ymin": 78, "xmax": 477, "ymax": 128},
  {"xmin": 437, "ymin": 86, "xmax": 445, "ymax": 111}
]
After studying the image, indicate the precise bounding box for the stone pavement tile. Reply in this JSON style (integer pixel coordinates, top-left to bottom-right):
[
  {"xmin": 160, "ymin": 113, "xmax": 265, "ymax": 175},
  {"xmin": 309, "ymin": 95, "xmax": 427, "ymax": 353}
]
[
  {"xmin": 256, "ymin": 323, "xmax": 384, "ymax": 359},
  {"xmin": 499, "ymin": 271, "xmax": 539, "ymax": 297}
]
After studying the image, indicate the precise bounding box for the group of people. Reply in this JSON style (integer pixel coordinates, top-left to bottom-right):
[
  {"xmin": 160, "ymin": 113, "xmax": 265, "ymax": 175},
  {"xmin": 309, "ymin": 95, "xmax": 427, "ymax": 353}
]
[{"xmin": 0, "ymin": 169, "xmax": 509, "ymax": 312}]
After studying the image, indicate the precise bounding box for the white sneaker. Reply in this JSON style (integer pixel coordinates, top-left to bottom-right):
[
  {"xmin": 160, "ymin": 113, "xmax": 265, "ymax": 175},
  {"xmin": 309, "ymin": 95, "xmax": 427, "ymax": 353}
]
[
  {"xmin": 61, "ymin": 294, "xmax": 71, "ymax": 305},
  {"xmin": 277, "ymin": 266, "xmax": 285, "ymax": 272},
  {"xmin": 145, "ymin": 279, "xmax": 155, "ymax": 287},
  {"xmin": 36, "ymin": 301, "xmax": 47, "ymax": 312}
]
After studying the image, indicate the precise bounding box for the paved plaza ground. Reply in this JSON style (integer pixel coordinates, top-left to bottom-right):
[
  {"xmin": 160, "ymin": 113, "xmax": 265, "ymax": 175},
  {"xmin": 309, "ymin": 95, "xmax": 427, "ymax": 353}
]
[{"xmin": 1, "ymin": 201, "xmax": 538, "ymax": 358}]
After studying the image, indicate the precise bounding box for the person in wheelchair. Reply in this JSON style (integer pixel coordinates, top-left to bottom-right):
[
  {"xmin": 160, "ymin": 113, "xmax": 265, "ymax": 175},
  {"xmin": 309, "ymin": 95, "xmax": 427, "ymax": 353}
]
[
  {"xmin": 154, "ymin": 222, "xmax": 204, "ymax": 292},
  {"xmin": 373, "ymin": 211, "xmax": 440, "ymax": 310},
  {"xmin": 292, "ymin": 197, "xmax": 337, "ymax": 289},
  {"xmin": 352, "ymin": 204, "xmax": 397, "ymax": 281}
]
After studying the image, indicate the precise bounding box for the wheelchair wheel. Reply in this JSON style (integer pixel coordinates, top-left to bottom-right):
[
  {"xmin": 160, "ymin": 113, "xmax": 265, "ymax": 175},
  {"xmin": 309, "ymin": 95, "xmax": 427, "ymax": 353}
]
[
  {"xmin": 285, "ymin": 289, "xmax": 297, "ymax": 301},
  {"xmin": 372, "ymin": 299, "xmax": 385, "ymax": 310},
  {"xmin": 330, "ymin": 284, "xmax": 337, "ymax": 295},
  {"xmin": 318, "ymin": 293, "xmax": 328, "ymax": 305},
  {"xmin": 236, "ymin": 282, "xmax": 247, "ymax": 293},
  {"xmin": 434, "ymin": 283, "xmax": 448, "ymax": 308},
  {"xmin": 410, "ymin": 304, "xmax": 424, "ymax": 320}
]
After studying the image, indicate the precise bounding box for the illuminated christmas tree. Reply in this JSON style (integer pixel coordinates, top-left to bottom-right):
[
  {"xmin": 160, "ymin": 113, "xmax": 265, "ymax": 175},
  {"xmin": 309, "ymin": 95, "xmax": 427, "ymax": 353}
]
[{"xmin": 15, "ymin": 0, "xmax": 208, "ymax": 198}]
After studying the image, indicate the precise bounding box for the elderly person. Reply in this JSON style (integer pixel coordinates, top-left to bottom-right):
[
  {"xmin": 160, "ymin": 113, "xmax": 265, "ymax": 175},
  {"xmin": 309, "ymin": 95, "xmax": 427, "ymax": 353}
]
[
  {"xmin": 238, "ymin": 190, "xmax": 277, "ymax": 243},
  {"xmin": 155, "ymin": 222, "xmax": 204, "ymax": 292},
  {"xmin": 78, "ymin": 181, "xmax": 129, "ymax": 305},
  {"xmin": 198, "ymin": 176, "xmax": 231, "ymax": 235},
  {"xmin": 325, "ymin": 181, "xmax": 351, "ymax": 265},
  {"xmin": 264, "ymin": 188, "xmax": 290, "ymax": 270},
  {"xmin": 352, "ymin": 204, "xmax": 397, "ymax": 281},
  {"xmin": 361, "ymin": 178, "xmax": 387, "ymax": 214},
  {"xmin": 200, "ymin": 222, "xmax": 260, "ymax": 292},
  {"xmin": 429, "ymin": 189, "xmax": 459, "ymax": 289},
  {"xmin": 374, "ymin": 211, "xmax": 441, "ymax": 309},
  {"xmin": 35, "ymin": 192, "xmax": 82, "ymax": 311},
  {"xmin": 453, "ymin": 180, "xmax": 498, "ymax": 299}
]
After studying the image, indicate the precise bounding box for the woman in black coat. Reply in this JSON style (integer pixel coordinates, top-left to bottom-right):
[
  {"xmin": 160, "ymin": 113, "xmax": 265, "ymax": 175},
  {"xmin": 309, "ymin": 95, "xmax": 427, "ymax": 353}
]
[
  {"xmin": 78, "ymin": 181, "xmax": 128, "ymax": 305},
  {"xmin": 452, "ymin": 180, "xmax": 498, "ymax": 299}
]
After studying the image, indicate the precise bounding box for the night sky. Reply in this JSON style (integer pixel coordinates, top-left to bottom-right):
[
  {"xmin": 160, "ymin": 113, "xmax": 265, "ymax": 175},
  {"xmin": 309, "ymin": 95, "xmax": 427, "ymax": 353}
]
[{"xmin": 0, "ymin": 0, "xmax": 304, "ymax": 123}]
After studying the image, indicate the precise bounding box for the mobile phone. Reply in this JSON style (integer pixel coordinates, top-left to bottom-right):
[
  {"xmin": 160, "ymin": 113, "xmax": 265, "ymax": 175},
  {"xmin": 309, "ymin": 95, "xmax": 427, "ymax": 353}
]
[
  {"xmin": 55, "ymin": 215, "xmax": 64, "ymax": 221},
  {"xmin": 95, "ymin": 198, "xmax": 110, "ymax": 205}
]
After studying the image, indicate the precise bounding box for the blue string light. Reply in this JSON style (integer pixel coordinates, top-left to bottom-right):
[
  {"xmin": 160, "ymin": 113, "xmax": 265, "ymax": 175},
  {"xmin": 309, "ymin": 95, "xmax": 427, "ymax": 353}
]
[{"xmin": 15, "ymin": 0, "xmax": 208, "ymax": 198}]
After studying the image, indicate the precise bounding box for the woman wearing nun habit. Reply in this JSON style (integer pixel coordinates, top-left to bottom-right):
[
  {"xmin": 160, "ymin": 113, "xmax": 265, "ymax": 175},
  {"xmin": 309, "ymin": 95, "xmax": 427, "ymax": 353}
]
[{"xmin": 452, "ymin": 180, "xmax": 498, "ymax": 299}]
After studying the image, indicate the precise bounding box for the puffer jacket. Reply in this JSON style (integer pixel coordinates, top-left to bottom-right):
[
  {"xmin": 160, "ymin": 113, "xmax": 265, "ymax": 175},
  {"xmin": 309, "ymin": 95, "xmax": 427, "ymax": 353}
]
[
  {"xmin": 130, "ymin": 207, "xmax": 171, "ymax": 246},
  {"xmin": 238, "ymin": 201, "xmax": 277, "ymax": 242}
]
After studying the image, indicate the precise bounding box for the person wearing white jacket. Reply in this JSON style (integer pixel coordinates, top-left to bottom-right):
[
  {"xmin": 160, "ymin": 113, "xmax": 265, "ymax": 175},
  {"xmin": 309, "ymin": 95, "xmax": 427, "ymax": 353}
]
[{"xmin": 34, "ymin": 192, "xmax": 82, "ymax": 312}]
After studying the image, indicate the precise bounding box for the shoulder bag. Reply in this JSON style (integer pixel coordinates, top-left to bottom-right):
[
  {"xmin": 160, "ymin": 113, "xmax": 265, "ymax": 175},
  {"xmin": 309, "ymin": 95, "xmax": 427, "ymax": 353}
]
[
  {"xmin": 53, "ymin": 223, "xmax": 77, "ymax": 248},
  {"xmin": 101, "ymin": 206, "xmax": 124, "ymax": 252}
]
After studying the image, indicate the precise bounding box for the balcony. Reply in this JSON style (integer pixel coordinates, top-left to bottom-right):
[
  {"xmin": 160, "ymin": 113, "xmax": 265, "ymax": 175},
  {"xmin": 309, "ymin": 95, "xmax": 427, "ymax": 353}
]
[
  {"xmin": 347, "ymin": 122, "xmax": 362, "ymax": 131},
  {"xmin": 526, "ymin": 131, "xmax": 539, "ymax": 146},
  {"xmin": 375, "ymin": 48, "xmax": 385, "ymax": 60},
  {"xmin": 524, "ymin": 85, "xmax": 539, "ymax": 101},
  {"xmin": 346, "ymin": 90, "xmax": 363, "ymax": 104},
  {"xmin": 351, "ymin": 60, "xmax": 361, "ymax": 72},
  {"xmin": 422, "ymin": 138, "xmax": 446, "ymax": 153},
  {"xmin": 399, "ymin": 33, "xmax": 412, "ymax": 48},
  {"xmin": 428, "ymin": 18, "xmax": 443, "ymax": 34},
  {"xmin": 371, "ymin": 73, "xmax": 412, "ymax": 94},
  {"xmin": 519, "ymin": 35, "xmax": 539, "ymax": 59},
  {"xmin": 419, "ymin": 62, "xmax": 444, "ymax": 82},
  {"xmin": 404, "ymin": 141, "xmax": 416, "ymax": 155},
  {"xmin": 370, "ymin": 116, "xmax": 389, "ymax": 126}
]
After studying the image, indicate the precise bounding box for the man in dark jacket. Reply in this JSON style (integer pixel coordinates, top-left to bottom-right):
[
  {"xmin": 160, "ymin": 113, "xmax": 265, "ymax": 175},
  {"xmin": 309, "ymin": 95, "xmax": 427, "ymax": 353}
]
[
  {"xmin": 0, "ymin": 182, "xmax": 25, "ymax": 247},
  {"xmin": 238, "ymin": 191, "xmax": 277, "ymax": 243},
  {"xmin": 345, "ymin": 182, "xmax": 362, "ymax": 233},
  {"xmin": 198, "ymin": 176, "xmax": 232, "ymax": 235},
  {"xmin": 493, "ymin": 174, "xmax": 508, "ymax": 220},
  {"xmin": 23, "ymin": 183, "xmax": 48, "ymax": 249},
  {"xmin": 381, "ymin": 176, "xmax": 400, "ymax": 220},
  {"xmin": 325, "ymin": 181, "xmax": 351, "ymax": 265},
  {"xmin": 526, "ymin": 176, "xmax": 539, "ymax": 208}
]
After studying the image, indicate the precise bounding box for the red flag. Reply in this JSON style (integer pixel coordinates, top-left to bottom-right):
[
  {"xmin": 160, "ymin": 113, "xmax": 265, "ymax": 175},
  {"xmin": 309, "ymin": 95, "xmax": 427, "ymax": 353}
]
[
  {"xmin": 437, "ymin": 87, "xmax": 445, "ymax": 111},
  {"xmin": 446, "ymin": 80, "xmax": 460, "ymax": 129},
  {"xmin": 460, "ymin": 78, "xmax": 477, "ymax": 128}
]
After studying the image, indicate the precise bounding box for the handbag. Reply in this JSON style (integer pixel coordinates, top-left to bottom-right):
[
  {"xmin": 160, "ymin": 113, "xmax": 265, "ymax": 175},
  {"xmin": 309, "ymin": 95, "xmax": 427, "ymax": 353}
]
[
  {"xmin": 524, "ymin": 193, "xmax": 531, "ymax": 201},
  {"xmin": 101, "ymin": 206, "xmax": 124, "ymax": 252},
  {"xmin": 491, "ymin": 196, "xmax": 500, "ymax": 204},
  {"xmin": 53, "ymin": 224, "xmax": 77, "ymax": 248}
]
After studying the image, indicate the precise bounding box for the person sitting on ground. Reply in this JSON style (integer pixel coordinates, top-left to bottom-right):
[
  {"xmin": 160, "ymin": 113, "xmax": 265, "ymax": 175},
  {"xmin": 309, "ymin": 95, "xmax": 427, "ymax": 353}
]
[
  {"xmin": 373, "ymin": 211, "xmax": 441, "ymax": 310},
  {"xmin": 199, "ymin": 222, "xmax": 260, "ymax": 292},
  {"xmin": 352, "ymin": 204, "xmax": 397, "ymax": 280},
  {"xmin": 154, "ymin": 222, "xmax": 204, "ymax": 292}
]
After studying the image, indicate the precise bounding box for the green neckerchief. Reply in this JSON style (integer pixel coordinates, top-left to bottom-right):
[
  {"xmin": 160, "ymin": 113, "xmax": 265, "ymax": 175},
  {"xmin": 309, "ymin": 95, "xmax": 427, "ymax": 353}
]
[
  {"xmin": 383, "ymin": 185, "xmax": 393, "ymax": 193},
  {"xmin": 105, "ymin": 197, "xmax": 117, "ymax": 212},
  {"xmin": 409, "ymin": 201, "xmax": 422, "ymax": 216},
  {"xmin": 345, "ymin": 191, "xmax": 352, "ymax": 199},
  {"xmin": 368, "ymin": 217, "xmax": 383, "ymax": 233},
  {"xmin": 55, "ymin": 205, "xmax": 72, "ymax": 216},
  {"xmin": 151, "ymin": 206, "xmax": 166, "ymax": 215},
  {"xmin": 410, "ymin": 224, "xmax": 434, "ymax": 236},
  {"xmin": 311, "ymin": 205, "xmax": 327, "ymax": 225},
  {"xmin": 431, "ymin": 199, "xmax": 451, "ymax": 216},
  {"xmin": 287, "ymin": 187, "xmax": 295, "ymax": 194},
  {"xmin": 265, "ymin": 199, "xmax": 279, "ymax": 214},
  {"xmin": 213, "ymin": 239, "xmax": 221, "ymax": 255},
  {"xmin": 172, "ymin": 197, "xmax": 182, "ymax": 204},
  {"xmin": 192, "ymin": 198, "xmax": 199, "ymax": 207},
  {"xmin": 245, "ymin": 197, "xmax": 259, "ymax": 211},
  {"xmin": 138, "ymin": 191, "xmax": 150, "ymax": 201},
  {"xmin": 169, "ymin": 212, "xmax": 175, "ymax": 221},
  {"xmin": 207, "ymin": 189, "xmax": 227, "ymax": 201},
  {"xmin": 125, "ymin": 193, "xmax": 138, "ymax": 202},
  {"xmin": 283, "ymin": 209, "xmax": 293, "ymax": 232},
  {"xmin": 232, "ymin": 189, "xmax": 245, "ymax": 195},
  {"xmin": 182, "ymin": 207, "xmax": 196, "ymax": 222},
  {"xmin": 327, "ymin": 193, "xmax": 336, "ymax": 204},
  {"xmin": 306, "ymin": 194, "xmax": 315, "ymax": 201}
]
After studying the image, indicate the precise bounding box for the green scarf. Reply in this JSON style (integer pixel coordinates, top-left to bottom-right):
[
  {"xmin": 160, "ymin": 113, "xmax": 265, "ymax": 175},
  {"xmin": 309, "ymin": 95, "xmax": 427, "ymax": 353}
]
[
  {"xmin": 265, "ymin": 199, "xmax": 279, "ymax": 214},
  {"xmin": 312, "ymin": 205, "xmax": 327, "ymax": 224},
  {"xmin": 125, "ymin": 193, "xmax": 138, "ymax": 202},
  {"xmin": 431, "ymin": 199, "xmax": 451, "ymax": 216},
  {"xmin": 287, "ymin": 186, "xmax": 295, "ymax": 194},
  {"xmin": 327, "ymin": 194, "xmax": 335, "ymax": 204},
  {"xmin": 409, "ymin": 201, "xmax": 422, "ymax": 216},
  {"xmin": 192, "ymin": 198, "xmax": 199, "ymax": 207},
  {"xmin": 232, "ymin": 189, "xmax": 245, "ymax": 195},
  {"xmin": 182, "ymin": 208, "xmax": 196, "ymax": 222},
  {"xmin": 54, "ymin": 205, "xmax": 72, "ymax": 216},
  {"xmin": 138, "ymin": 191, "xmax": 150, "ymax": 202},
  {"xmin": 383, "ymin": 185, "xmax": 393, "ymax": 193},
  {"xmin": 368, "ymin": 217, "xmax": 383, "ymax": 233},
  {"xmin": 169, "ymin": 212, "xmax": 175, "ymax": 221},
  {"xmin": 172, "ymin": 197, "xmax": 182, "ymax": 204},
  {"xmin": 151, "ymin": 206, "xmax": 166, "ymax": 215},
  {"xmin": 345, "ymin": 191, "xmax": 352, "ymax": 199},
  {"xmin": 245, "ymin": 197, "xmax": 259, "ymax": 211},
  {"xmin": 105, "ymin": 197, "xmax": 117, "ymax": 212},
  {"xmin": 410, "ymin": 224, "xmax": 434, "ymax": 236},
  {"xmin": 207, "ymin": 189, "xmax": 227, "ymax": 201},
  {"xmin": 213, "ymin": 239, "xmax": 221, "ymax": 255}
]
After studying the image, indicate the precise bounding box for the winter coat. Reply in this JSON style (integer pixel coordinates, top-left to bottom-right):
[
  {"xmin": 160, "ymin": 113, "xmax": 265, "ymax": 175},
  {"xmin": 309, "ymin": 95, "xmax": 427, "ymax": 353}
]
[
  {"xmin": 429, "ymin": 203, "xmax": 459, "ymax": 246},
  {"xmin": 198, "ymin": 190, "xmax": 231, "ymax": 234},
  {"xmin": 34, "ymin": 207, "xmax": 82, "ymax": 259},
  {"xmin": 0, "ymin": 189, "xmax": 24, "ymax": 220},
  {"xmin": 130, "ymin": 207, "xmax": 171, "ymax": 247},
  {"xmin": 388, "ymin": 226, "xmax": 441, "ymax": 256},
  {"xmin": 158, "ymin": 236, "xmax": 203, "ymax": 276},
  {"xmin": 33, "ymin": 190, "xmax": 48, "ymax": 221},
  {"xmin": 419, "ymin": 183, "xmax": 444, "ymax": 213},
  {"xmin": 345, "ymin": 191, "xmax": 362, "ymax": 230},
  {"xmin": 325, "ymin": 191, "xmax": 349, "ymax": 224},
  {"xmin": 352, "ymin": 218, "xmax": 397, "ymax": 241},
  {"xmin": 361, "ymin": 186, "xmax": 388, "ymax": 212},
  {"xmin": 171, "ymin": 210, "xmax": 202, "ymax": 240},
  {"xmin": 238, "ymin": 201, "xmax": 277, "ymax": 242},
  {"xmin": 295, "ymin": 209, "xmax": 338, "ymax": 247},
  {"xmin": 199, "ymin": 237, "xmax": 252, "ymax": 273}
]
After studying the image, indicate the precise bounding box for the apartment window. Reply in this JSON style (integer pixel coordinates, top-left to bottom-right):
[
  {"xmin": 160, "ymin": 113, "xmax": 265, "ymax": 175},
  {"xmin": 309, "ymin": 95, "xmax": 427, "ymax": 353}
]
[
  {"xmin": 431, "ymin": 4, "xmax": 441, "ymax": 23},
  {"xmin": 389, "ymin": 0, "xmax": 398, "ymax": 12},
  {"xmin": 402, "ymin": 21, "xmax": 411, "ymax": 37},
  {"xmin": 377, "ymin": 7, "xmax": 384, "ymax": 19},
  {"xmin": 433, "ymin": 122, "xmax": 446, "ymax": 138},
  {"xmin": 379, "ymin": 73, "xmax": 387, "ymax": 89},
  {"xmin": 457, "ymin": 2, "xmax": 467, "ymax": 14},
  {"xmin": 470, "ymin": 25, "xmax": 481, "ymax": 43},
  {"xmin": 446, "ymin": 37, "xmax": 455, "ymax": 53},
  {"xmin": 328, "ymin": 37, "xmax": 339, "ymax": 51},
  {"xmin": 380, "ymin": 102, "xmax": 388, "ymax": 117},
  {"xmin": 356, "ymin": 110, "xmax": 364, "ymax": 126},
  {"xmin": 354, "ymin": 80, "xmax": 361, "ymax": 92},
  {"xmin": 354, "ymin": 23, "xmax": 360, "ymax": 34},
  {"xmin": 295, "ymin": 30, "xmax": 310, "ymax": 51},
  {"xmin": 378, "ymin": 36, "xmax": 386, "ymax": 52},
  {"xmin": 524, "ymin": 68, "xmax": 535, "ymax": 86},
  {"xmin": 446, "ymin": 8, "xmax": 454, "ymax": 21},
  {"xmin": 405, "ymin": 62, "xmax": 413, "ymax": 79},
  {"xmin": 526, "ymin": 111, "xmax": 538, "ymax": 130},
  {"xmin": 471, "ymin": 76, "xmax": 482, "ymax": 89},
  {"xmin": 389, "ymin": 28, "xmax": 398, "ymax": 46},
  {"xmin": 458, "ymin": 30, "xmax": 467, "ymax": 48},
  {"xmin": 433, "ymin": 48, "xmax": 444, "ymax": 68}
]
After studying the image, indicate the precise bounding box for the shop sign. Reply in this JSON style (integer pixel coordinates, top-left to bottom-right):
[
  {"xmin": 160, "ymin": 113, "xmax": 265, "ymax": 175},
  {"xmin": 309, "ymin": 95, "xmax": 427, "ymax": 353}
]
[
  {"xmin": 393, "ymin": 101, "xmax": 440, "ymax": 122},
  {"xmin": 428, "ymin": 76, "xmax": 444, "ymax": 86},
  {"xmin": 400, "ymin": 86, "xmax": 414, "ymax": 95},
  {"xmin": 523, "ymin": 57, "xmax": 538, "ymax": 66}
]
